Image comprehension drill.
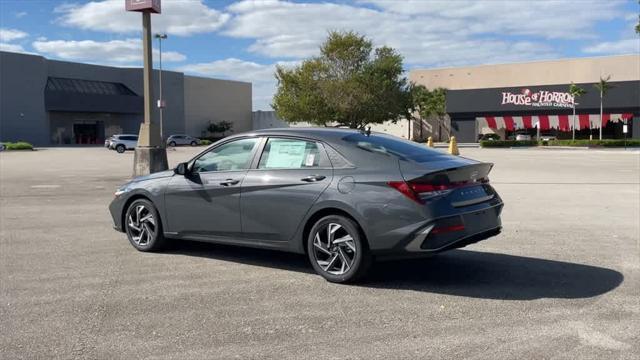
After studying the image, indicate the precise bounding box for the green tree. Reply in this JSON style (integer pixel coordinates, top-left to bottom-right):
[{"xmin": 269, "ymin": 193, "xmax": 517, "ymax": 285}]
[
  {"xmin": 568, "ymin": 82, "xmax": 587, "ymax": 140},
  {"xmin": 272, "ymin": 31, "xmax": 413, "ymax": 129},
  {"xmin": 207, "ymin": 120, "xmax": 233, "ymax": 137},
  {"xmin": 636, "ymin": 1, "xmax": 640, "ymax": 34},
  {"xmin": 411, "ymin": 85, "xmax": 449, "ymax": 141},
  {"xmin": 594, "ymin": 75, "xmax": 614, "ymax": 140}
]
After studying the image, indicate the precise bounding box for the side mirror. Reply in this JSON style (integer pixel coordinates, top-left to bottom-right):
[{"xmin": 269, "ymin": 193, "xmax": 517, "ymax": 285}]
[{"xmin": 174, "ymin": 162, "xmax": 189, "ymax": 176}]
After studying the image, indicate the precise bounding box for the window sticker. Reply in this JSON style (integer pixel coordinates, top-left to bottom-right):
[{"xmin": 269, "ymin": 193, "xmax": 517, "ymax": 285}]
[
  {"xmin": 265, "ymin": 140, "xmax": 307, "ymax": 168},
  {"xmin": 305, "ymin": 153, "xmax": 315, "ymax": 167}
]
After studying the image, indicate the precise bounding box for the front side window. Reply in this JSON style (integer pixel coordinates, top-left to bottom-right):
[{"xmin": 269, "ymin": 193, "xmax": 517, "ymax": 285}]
[
  {"xmin": 193, "ymin": 138, "xmax": 259, "ymax": 172},
  {"xmin": 258, "ymin": 138, "xmax": 323, "ymax": 169}
]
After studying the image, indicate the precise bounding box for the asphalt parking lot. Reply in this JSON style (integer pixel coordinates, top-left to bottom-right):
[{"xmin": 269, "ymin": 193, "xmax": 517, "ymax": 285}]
[{"xmin": 1, "ymin": 146, "xmax": 639, "ymax": 359}]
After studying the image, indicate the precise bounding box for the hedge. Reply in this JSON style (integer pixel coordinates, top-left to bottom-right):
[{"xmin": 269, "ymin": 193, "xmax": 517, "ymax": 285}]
[
  {"xmin": 480, "ymin": 139, "xmax": 640, "ymax": 148},
  {"xmin": 547, "ymin": 139, "xmax": 640, "ymax": 147},
  {"xmin": 480, "ymin": 140, "xmax": 539, "ymax": 148},
  {"xmin": 1, "ymin": 141, "xmax": 34, "ymax": 150}
]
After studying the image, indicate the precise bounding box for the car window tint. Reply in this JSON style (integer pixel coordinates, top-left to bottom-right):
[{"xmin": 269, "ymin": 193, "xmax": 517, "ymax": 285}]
[
  {"xmin": 258, "ymin": 138, "xmax": 321, "ymax": 169},
  {"xmin": 342, "ymin": 133, "xmax": 449, "ymax": 163},
  {"xmin": 193, "ymin": 138, "xmax": 259, "ymax": 172}
]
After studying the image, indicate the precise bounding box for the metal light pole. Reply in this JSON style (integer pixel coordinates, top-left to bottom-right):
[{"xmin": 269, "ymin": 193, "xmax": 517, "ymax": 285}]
[
  {"xmin": 155, "ymin": 33, "xmax": 167, "ymax": 143},
  {"xmin": 126, "ymin": 0, "xmax": 168, "ymax": 177}
]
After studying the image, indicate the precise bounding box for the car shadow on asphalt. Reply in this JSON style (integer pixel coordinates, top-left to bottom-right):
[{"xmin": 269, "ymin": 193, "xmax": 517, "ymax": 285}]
[{"xmin": 166, "ymin": 241, "xmax": 623, "ymax": 300}]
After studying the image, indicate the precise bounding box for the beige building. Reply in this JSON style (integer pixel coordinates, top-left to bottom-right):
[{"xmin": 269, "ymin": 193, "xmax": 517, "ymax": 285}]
[{"xmin": 407, "ymin": 55, "xmax": 640, "ymax": 142}]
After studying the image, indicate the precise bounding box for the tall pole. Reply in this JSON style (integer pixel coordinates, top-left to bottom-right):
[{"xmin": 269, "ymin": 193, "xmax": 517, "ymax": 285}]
[
  {"xmin": 572, "ymin": 104, "xmax": 576, "ymax": 141},
  {"xmin": 599, "ymin": 88, "xmax": 603, "ymax": 140},
  {"xmin": 142, "ymin": 12, "xmax": 154, "ymax": 141},
  {"xmin": 132, "ymin": 8, "xmax": 168, "ymax": 177},
  {"xmin": 158, "ymin": 35, "xmax": 163, "ymax": 143}
]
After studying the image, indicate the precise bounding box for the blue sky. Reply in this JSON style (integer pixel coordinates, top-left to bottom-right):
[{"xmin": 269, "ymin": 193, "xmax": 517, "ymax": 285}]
[{"xmin": 1, "ymin": 0, "xmax": 638, "ymax": 110}]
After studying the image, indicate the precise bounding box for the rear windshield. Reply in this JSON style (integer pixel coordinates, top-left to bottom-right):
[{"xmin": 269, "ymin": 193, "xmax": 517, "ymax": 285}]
[{"xmin": 341, "ymin": 133, "xmax": 449, "ymax": 163}]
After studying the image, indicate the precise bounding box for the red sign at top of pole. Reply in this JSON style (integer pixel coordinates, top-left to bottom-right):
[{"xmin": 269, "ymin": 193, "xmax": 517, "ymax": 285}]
[{"xmin": 125, "ymin": 0, "xmax": 161, "ymax": 13}]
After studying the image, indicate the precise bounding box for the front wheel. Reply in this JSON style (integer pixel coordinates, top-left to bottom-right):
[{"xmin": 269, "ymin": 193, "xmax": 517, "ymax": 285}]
[
  {"xmin": 124, "ymin": 199, "xmax": 167, "ymax": 252},
  {"xmin": 307, "ymin": 215, "xmax": 371, "ymax": 283},
  {"xmin": 168, "ymin": 141, "xmax": 176, "ymax": 147},
  {"xmin": 115, "ymin": 144, "xmax": 125, "ymax": 153}
]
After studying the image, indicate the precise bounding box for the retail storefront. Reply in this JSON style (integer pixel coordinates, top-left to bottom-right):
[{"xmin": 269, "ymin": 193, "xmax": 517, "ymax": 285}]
[{"xmin": 445, "ymin": 81, "xmax": 639, "ymax": 142}]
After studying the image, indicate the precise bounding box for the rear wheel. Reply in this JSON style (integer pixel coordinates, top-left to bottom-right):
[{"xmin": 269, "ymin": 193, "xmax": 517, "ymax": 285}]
[
  {"xmin": 115, "ymin": 144, "xmax": 125, "ymax": 153},
  {"xmin": 190, "ymin": 141, "xmax": 198, "ymax": 146},
  {"xmin": 124, "ymin": 199, "xmax": 166, "ymax": 252},
  {"xmin": 307, "ymin": 215, "xmax": 371, "ymax": 283}
]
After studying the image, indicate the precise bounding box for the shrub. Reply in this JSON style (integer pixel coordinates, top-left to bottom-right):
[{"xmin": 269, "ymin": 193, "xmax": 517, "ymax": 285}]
[
  {"xmin": 199, "ymin": 139, "xmax": 212, "ymax": 146},
  {"xmin": 480, "ymin": 140, "xmax": 538, "ymax": 148},
  {"xmin": 2, "ymin": 141, "xmax": 34, "ymax": 150},
  {"xmin": 548, "ymin": 139, "xmax": 640, "ymax": 147}
]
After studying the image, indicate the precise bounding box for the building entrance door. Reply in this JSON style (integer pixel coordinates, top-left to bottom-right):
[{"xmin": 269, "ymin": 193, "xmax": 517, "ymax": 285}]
[{"xmin": 73, "ymin": 123, "xmax": 98, "ymax": 144}]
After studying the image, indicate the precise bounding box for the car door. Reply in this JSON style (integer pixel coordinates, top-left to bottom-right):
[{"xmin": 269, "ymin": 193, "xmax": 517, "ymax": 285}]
[
  {"xmin": 164, "ymin": 137, "xmax": 261, "ymax": 239},
  {"xmin": 240, "ymin": 137, "xmax": 333, "ymax": 243}
]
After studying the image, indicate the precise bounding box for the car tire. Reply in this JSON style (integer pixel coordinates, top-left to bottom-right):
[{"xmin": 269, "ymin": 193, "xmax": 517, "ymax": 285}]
[
  {"xmin": 168, "ymin": 141, "xmax": 176, "ymax": 147},
  {"xmin": 307, "ymin": 215, "xmax": 371, "ymax": 283},
  {"xmin": 116, "ymin": 144, "xmax": 126, "ymax": 153},
  {"xmin": 190, "ymin": 141, "xmax": 197, "ymax": 146},
  {"xmin": 124, "ymin": 198, "xmax": 167, "ymax": 252}
]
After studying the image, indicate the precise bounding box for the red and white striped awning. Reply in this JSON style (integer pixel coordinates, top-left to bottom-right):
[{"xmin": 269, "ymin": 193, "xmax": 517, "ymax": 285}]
[{"xmin": 477, "ymin": 113, "xmax": 633, "ymax": 131}]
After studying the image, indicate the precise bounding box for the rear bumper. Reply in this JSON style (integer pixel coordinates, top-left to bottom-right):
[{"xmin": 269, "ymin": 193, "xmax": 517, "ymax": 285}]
[{"xmin": 398, "ymin": 201, "xmax": 503, "ymax": 254}]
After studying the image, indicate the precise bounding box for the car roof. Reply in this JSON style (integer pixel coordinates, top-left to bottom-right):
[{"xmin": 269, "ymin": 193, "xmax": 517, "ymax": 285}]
[{"xmin": 245, "ymin": 127, "xmax": 366, "ymax": 142}]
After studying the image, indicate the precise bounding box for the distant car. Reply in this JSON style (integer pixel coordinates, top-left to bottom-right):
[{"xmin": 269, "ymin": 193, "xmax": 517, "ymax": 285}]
[
  {"xmin": 0, "ymin": 142, "xmax": 5, "ymax": 151},
  {"xmin": 540, "ymin": 135, "xmax": 557, "ymax": 141},
  {"xmin": 479, "ymin": 133, "xmax": 500, "ymax": 141},
  {"xmin": 166, "ymin": 135, "xmax": 200, "ymax": 147},
  {"xmin": 105, "ymin": 136, "xmax": 114, "ymax": 148},
  {"xmin": 515, "ymin": 134, "xmax": 532, "ymax": 141},
  {"xmin": 109, "ymin": 134, "xmax": 138, "ymax": 153}
]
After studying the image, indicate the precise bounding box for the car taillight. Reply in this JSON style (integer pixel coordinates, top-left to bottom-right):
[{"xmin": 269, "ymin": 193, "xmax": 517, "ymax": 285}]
[{"xmin": 387, "ymin": 178, "xmax": 489, "ymax": 204}]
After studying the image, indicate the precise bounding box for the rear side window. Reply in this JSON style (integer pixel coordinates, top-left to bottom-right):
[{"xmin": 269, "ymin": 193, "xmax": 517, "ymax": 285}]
[
  {"xmin": 342, "ymin": 133, "xmax": 448, "ymax": 163},
  {"xmin": 258, "ymin": 138, "xmax": 327, "ymax": 169}
]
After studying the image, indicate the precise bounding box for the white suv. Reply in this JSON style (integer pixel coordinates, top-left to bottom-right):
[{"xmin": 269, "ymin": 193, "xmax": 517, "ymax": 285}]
[{"xmin": 109, "ymin": 134, "xmax": 138, "ymax": 153}]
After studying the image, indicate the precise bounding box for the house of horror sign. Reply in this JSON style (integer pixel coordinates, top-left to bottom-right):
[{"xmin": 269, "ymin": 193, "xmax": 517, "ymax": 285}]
[
  {"xmin": 445, "ymin": 81, "xmax": 640, "ymax": 114},
  {"xmin": 501, "ymin": 88, "xmax": 574, "ymax": 108}
]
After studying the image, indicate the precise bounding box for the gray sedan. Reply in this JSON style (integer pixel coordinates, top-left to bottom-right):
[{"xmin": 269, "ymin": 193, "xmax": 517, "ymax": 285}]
[
  {"xmin": 166, "ymin": 134, "xmax": 200, "ymax": 147},
  {"xmin": 109, "ymin": 128, "xmax": 503, "ymax": 283}
]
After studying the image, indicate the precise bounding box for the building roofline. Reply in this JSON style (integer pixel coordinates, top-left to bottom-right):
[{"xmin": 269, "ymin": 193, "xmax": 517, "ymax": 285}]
[{"xmin": 409, "ymin": 54, "xmax": 639, "ymax": 73}]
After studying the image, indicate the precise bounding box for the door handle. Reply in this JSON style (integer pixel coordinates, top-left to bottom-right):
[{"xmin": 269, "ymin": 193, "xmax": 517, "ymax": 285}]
[
  {"xmin": 219, "ymin": 179, "xmax": 240, "ymax": 186},
  {"xmin": 301, "ymin": 175, "xmax": 326, "ymax": 182}
]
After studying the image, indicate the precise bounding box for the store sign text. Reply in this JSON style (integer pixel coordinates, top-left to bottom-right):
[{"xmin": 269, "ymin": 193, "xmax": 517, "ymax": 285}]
[{"xmin": 501, "ymin": 88, "xmax": 574, "ymax": 108}]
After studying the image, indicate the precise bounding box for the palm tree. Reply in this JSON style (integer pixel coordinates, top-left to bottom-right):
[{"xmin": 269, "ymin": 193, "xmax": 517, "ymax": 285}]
[
  {"xmin": 568, "ymin": 83, "xmax": 586, "ymax": 140},
  {"xmin": 594, "ymin": 75, "xmax": 614, "ymax": 140}
]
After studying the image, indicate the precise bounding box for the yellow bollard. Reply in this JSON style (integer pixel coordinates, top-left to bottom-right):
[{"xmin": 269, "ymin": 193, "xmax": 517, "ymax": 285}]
[
  {"xmin": 426, "ymin": 136, "xmax": 434, "ymax": 147},
  {"xmin": 448, "ymin": 136, "xmax": 460, "ymax": 155}
]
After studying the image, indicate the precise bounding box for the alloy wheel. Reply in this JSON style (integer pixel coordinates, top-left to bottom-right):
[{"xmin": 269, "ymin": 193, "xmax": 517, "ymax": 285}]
[
  {"xmin": 312, "ymin": 222, "xmax": 356, "ymax": 275},
  {"xmin": 127, "ymin": 204, "xmax": 156, "ymax": 246}
]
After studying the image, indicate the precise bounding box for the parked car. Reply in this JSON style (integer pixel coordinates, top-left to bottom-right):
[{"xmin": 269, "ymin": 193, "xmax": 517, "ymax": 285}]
[
  {"xmin": 0, "ymin": 142, "xmax": 5, "ymax": 151},
  {"xmin": 109, "ymin": 134, "xmax": 138, "ymax": 153},
  {"xmin": 515, "ymin": 133, "xmax": 532, "ymax": 141},
  {"xmin": 539, "ymin": 134, "xmax": 557, "ymax": 141},
  {"xmin": 109, "ymin": 128, "xmax": 504, "ymax": 283},
  {"xmin": 104, "ymin": 136, "xmax": 114, "ymax": 148},
  {"xmin": 478, "ymin": 133, "xmax": 500, "ymax": 141},
  {"xmin": 166, "ymin": 134, "xmax": 200, "ymax": 147}
]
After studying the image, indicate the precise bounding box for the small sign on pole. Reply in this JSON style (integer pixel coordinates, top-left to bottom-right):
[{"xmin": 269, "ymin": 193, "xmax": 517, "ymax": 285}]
[
  {"xmin": 125, "ymin": 0, "xmax": 161, "ymax": 13},
  {"xmin": 623, "ymin": 124, "xmax": 628, "ymax": 134}
]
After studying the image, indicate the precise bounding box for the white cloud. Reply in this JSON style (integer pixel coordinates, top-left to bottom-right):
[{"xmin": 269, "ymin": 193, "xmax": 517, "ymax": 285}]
[
  {"xmin": 0, "ymin": 42, "xmax": 28, "ymax": 53},
  {"xmin": 32, "ymin": 38, "xmax": 186, "ymax": 65},
  {"xmin": 223, "ymin": 0, "xmax": 565, "ymax": 67},
  {"xmin": 0, "ymin": 28, "xmax": 28, "ymax": 42},
  {"xmin": 180, "ymin": 58, "xmax": 299, "ymax": 110},
  {"xmin": 15, "ymin": 11, "xmax": 28, "ymax": 19},
  {"xmin": 56, "ymin": 0, "xmax": 229, "ymax": 36},
  {"xmin": 582, "ymin": 38, "xmax": 640, "ymax": 55}
]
